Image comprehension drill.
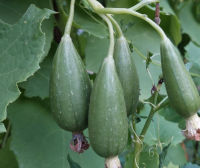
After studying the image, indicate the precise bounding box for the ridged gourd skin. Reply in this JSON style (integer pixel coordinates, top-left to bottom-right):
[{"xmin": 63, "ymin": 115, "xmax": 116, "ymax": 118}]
[
  {"xmin": 114, "ymin": 36, "xmax": 140, "ymax": 116},
  {"xmin": 88, "ymin": 56, "xmax": 128, "ymax": 158},
  {"xmin": 50, "ymin": 34, "xmax": 91, "ymax": 132},
  {"xmin": 161, "ymin": 38, "xmax": 200, "ymax": 118}
]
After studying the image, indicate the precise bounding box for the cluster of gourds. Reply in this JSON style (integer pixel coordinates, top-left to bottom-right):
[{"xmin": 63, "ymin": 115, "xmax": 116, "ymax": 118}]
[{"xmin": 50, "ymin": 0, "xmax": 200, "ymax": 167}]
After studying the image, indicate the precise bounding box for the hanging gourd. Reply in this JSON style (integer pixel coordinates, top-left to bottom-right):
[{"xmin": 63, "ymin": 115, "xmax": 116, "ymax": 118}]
[
  {"xmin": 89, "ymin": 56, "xmax": 128, "ymax": 167},
  {"xmin": 160, "ymin": 37, "xmax": 200, "ymax": 141},
  {"xmin": 49, "ymin": 0, "xmax": 91, "ymax": 153},
  {"xmin": 114, "ymin": 36, "xmax": 140, "ymax": 116},
  {"xmin": 88, "ymin": 14, "xmax": 128, "ymax": 168}
]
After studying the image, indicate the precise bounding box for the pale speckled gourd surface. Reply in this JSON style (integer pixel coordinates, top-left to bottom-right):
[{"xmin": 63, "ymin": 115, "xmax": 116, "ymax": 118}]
[
  {"xmin": 50, "ymin": 34, "xmax": 91, "ymax": 132},
  {"xmin": 161, "ymin": 38, "xmax": 200, "ymax": 118},
  {"xmin": 89, "ymin": 56, "xmax": 128, "ymax": 158},
  {"xmin": 114, "ymin": 36, "xmax": 140, "ymax": 116}
]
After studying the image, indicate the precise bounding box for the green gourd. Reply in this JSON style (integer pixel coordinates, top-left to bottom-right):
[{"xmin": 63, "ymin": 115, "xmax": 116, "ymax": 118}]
[
  {"xmin": 114, "ymin": 36, "xmax": 139, "ymax": 116},
  {"xmin": 50, "ymin": 34, "xmax": 91, "ymax": 132},
  {"xmin": 88, "ymin": 56, "xmax": 128, "ymax": 158},
  {"xmin": 160, "ymin": 37, "xmax": 200, "ymax": 118}
]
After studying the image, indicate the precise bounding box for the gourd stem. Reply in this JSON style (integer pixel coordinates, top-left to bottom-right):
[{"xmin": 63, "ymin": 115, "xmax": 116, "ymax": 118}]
[
  {"xmin": 130, "ymin": 0, "xmax": 159, "ymax": 11},
  {"xmin": 87, "ymin": 0, "xmax": 123, "ymax": 38},
  {"xmin": 108, "ymin": 15, "xmax": 123, "ymax": 37},
  {"xmin": 101, "ymin": 8, "xmax": 166, "ymax": 40},
  {"xmin": 99, "ymin": 14, "xmax": 115, "ymax": 57},
  {"xmin": 87, "ymin": 0, "xmax": 166, "ymax": 40},
  {"xmin": 64, "ymin": 0, "xmax": 75, "ymax": 35}
]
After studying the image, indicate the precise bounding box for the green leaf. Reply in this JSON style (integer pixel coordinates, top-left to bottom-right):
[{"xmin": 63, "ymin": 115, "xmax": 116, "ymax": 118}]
[
  {"xmin": 137, "ymin": 105, "xmax": 185, "ymax": 146},
  {"xmin": 0, "ymin": 0, "xmax": 55, "ymax": 59},
  {"xmin": 74, "ymin": 5, "xmax": 108, "ymax": 38},
  {"xmin": 85, "ymin": 35, "xmax": 109, "ymax": 73},
  {"xmin": 159, "ymin": 143, "xmax": 171, "ymax": 168},
  {"xmin": 179, "ymin": 1, "xmax": 200, "ymax": 45},
  {"xmin": 159, "ymin": 0, "xmax": 183, "ymax": 46},
  {"xmin": 163, "ymin": 144, "xmax": 187, "ymax": 167},
  {"xmin": 0, "ymin": 5, "xmax": 54, "ymax": 122},
  {"xmin": 67, "ymin": 154, "xmax": 81, "ymax": 168},
  {"xmin": 139, "ymin": 5, "xmax": 181, "ymax": 45},
  {"xmin": 118, "ymin": 14, "xmax": 169, "ymax": 99},
  {"xmin": 139, "ymin": 145, "xmax": 159, "ymax": 168},
  {"xmin": 124, "ymin": 145, "xmax": 159, "ymax": 168},
  {"xmin": 185, "ymin": 42, "xmax": 200, "ymax": 66},
  {"xmin": 158, "ymin": 105, "xmax": 184, "ymax": 124},
  {"xmin": 185, "ymin": 42, "xmax": 200, "ymax": 94},
  {"xmin": 8, "ymin": 98, "xmax": 104, "ymax": 168},
  {"xmin": 0, "ymin": 138, "xmax": 18, "ymax": 168},
  {"xmin": 20, "ymin": 43, "xmax": 56, "ymax": 99},
  {"xmin": 0, "ymin": 122, "xmax": 6, "ymax": 133},
  {"xmin": 160, "ymin": 1, "xmax": 175, "ymax": 15},
  {"xmin": 124, "ymin": 152, "xmax": 134, "ymax": 168}
]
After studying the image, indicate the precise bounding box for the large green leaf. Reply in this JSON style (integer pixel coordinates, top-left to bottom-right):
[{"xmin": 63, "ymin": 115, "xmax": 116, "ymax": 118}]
[
  {"xmin": 0, "ymin": 139, "xmax": 18, "ymax": 168},
  {"xmin": 179, "ymin": 1, "xmax": 200, "ymax": 45},
  {"xmin": 20, "ymin": 55, "xmax": 52, "ymax": 99},
  {"xmin": 160, "ymin": 1, "xmax": 175, "ymax": 15},
  {"xmin": 20, "ymin": 43, "xmax": 56, "ymax": 99},
  {"xmin": 0, "ymin": 5, "xmax": 54, "ymax": 123},
  {"xmin": 185, "ymin": 42, "xmax": 200, "ymax": 94},
  {"xmin": 137, "ymin": 105, "xmax": 185, "ymax": 146},
  {"xmin": 8, "ymin": 98, "xmax": 104, "ymax": 168},
  {"xmin": 162, "ymin": 144, "xmax": 187, "ymax": 167},
  {"xmin": 158, "ymin": 105, "xmax": 184, "ymax": 124},
  {"xmin": 124, "ymin": 145, "xmax": 159, "ymax": 168},
  {"xmin": 85, "ymin": 35, "xmax": 109, "ymax": 73},
  {"xmin": 125, "ymin": 28, "xmax": 160, "ymax": 100},
  {"xmin": 185, "ymin": 42, "xmax": 200, "ymax": 66},
  {"xmin": 138, "ymin": 4, "xmax": 181, "ymax": 45},
  {"xmin": 139, "ymin": 145, "xmax": 159, "ymax": 168},
  {"xmin": 0, "ymin": 0, "xmax": 55, "ymax": 59}
]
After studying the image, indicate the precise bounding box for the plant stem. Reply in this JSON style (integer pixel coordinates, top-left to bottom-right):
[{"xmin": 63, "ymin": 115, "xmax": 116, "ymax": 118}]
[
  {"xmin": 64, "ymin": 0, "xmax": 75, "ymax": 35},
  {"xmin": 107, "ymin": 15, "xmax": 123, "ymax": 37},
  {"xmin": 130, "ymin": 0, "xmax": 159, "ymax": 11},
  {"xmin": 140, "ymin": 107, "xmax": 155, "ymax": 140},
  {"xmin": 87, "ymin": 0, "xmax": 166, "ymax": 39},
  {"xmin": 99, "ymin": 14, "xmax": 115, "ymax": 57},
  {"xmin": 133, "ymin": 142, "xmax": 141, "ymax": 168},
  {"xmin": 133, "ymin": 84, "xmax": 161, "ymax": 168},
  {"xmin": 87, "ymin": 0, "xmax": 123, "ymax": 37},
  {"xmin": 132, "ymin": 116, "xmax": 142, "ymax": 168}
]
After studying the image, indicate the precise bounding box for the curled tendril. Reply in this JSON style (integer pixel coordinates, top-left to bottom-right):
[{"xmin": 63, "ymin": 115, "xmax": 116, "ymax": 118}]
[{"xmin": 70, "ymin": 132, "xmax": 89, "ymax": 153}]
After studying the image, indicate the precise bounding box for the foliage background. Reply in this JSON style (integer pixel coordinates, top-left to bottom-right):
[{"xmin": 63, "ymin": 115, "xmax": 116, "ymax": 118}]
[{"xmin": 0, "ymin": 0, "xmax": 200, "ymax": 167}]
